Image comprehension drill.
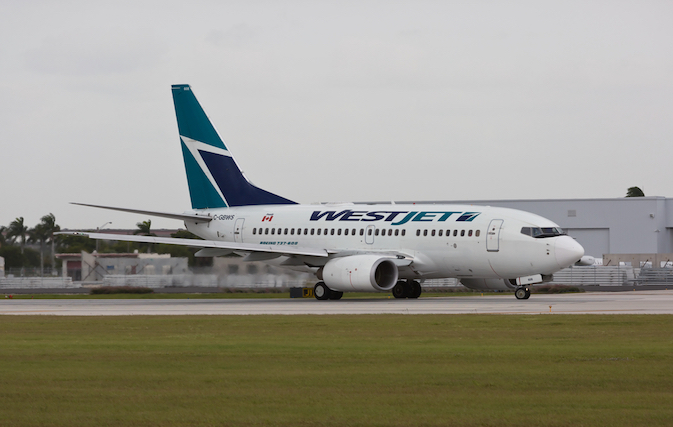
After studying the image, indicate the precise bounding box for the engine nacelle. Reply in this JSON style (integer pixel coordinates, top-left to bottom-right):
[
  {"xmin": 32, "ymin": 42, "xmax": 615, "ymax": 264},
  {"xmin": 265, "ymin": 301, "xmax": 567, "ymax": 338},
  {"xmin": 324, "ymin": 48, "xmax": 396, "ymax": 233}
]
[
  {"xmin": 460, "ymin": 278, "xmax": 515, "ymax": 291},
  {"xmin": 322, "ymin": 255, "xmax": 399, "ymax": 292},
  {"xmin": 575, "ymin": 255, "xmax": 596, "ymax": 266}
]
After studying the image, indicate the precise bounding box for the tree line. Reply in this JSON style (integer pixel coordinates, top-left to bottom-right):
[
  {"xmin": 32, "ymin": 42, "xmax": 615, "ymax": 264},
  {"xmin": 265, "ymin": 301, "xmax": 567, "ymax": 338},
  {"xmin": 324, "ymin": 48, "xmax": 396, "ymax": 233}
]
[{"xmin": 0, "ymin": 215, "xmax": 208, "ymax": 273}]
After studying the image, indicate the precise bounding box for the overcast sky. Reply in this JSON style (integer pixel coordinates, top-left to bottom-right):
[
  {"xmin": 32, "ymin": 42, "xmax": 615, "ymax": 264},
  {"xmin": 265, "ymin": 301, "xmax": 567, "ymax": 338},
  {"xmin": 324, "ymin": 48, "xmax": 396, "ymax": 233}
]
[{"xmin": 2, "ymin": 0, "xmax": 672, "ymax": 230}]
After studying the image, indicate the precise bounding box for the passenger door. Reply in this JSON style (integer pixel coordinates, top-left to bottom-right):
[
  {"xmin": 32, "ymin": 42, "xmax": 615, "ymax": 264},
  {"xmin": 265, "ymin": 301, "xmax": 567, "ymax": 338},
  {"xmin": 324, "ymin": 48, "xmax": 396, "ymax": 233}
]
[
  {"xmin": 233, "ymin": 218, "xmax": 245, "ymax": 243},
  {"xmin": 486, "ymin": 219, "xmax": 503, "ymax": 252}
]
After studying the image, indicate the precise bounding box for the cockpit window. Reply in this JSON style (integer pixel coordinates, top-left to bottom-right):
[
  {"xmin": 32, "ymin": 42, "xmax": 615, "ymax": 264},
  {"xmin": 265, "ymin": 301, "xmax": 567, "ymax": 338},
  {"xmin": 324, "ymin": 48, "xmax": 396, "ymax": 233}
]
[{"xmin": 521, "ymin": 226, "xmax": 566, "ymax": 238}]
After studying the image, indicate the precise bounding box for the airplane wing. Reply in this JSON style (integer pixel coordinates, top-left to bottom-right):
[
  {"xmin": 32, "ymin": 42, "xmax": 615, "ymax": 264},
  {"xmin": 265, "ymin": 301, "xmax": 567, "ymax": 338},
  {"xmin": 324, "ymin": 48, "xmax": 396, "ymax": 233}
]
[
  {"xmin": 55, "ymin": 231, "xmax": 329, "ymax": 258},
  {"xmin": 70, "ymin": 203, "xmax": 213, "ymax": 223}
]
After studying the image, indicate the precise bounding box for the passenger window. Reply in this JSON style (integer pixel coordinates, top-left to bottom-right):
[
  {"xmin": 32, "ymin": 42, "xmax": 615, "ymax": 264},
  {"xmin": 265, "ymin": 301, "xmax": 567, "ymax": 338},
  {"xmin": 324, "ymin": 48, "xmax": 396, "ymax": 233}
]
[
  {"xmin": 476, "ymin": 230, "xmax": 480, "ymax": 237},
  {"xmin": 431, "ymin": 230, "xmax": 436, "ymax": 236},
  {"xmin": 271, "ymin": 228, "xmax": 275, "ymax": 235},
  {"xmin": 265, "ymin": 228, "xmax": 269, "ymax": 235},
  {"xmin": 438, "ymin": 230, "xmax": 442, "ymax": 237},
  {"xmin": 360, "ymin": 229, "xmax": 365, "ymax": 236},
  {"xmin": 468, "ymin": 230, "xmax": 473, "ymax": 237},
  {"xmin": 395, "ymin": 229, "xmax": 399, "ymax": 236},
  {"xmin": 461, "ymin": 230, "xmax": 465, "ymax": 236},
  {"xmin": 253, "ymin": 228, "xmax": 257, "ymax": 235},
  {"xmin": 344, "ymin": 229, "xmax": 348, "ymax": 236},
  {"xmin": 375, "ymin": 229, "xmax": 379, "ymax": 236},
  {"xmin": 317, "ymin": 229, "xmax": 321, "ymax": 235},
  {"xmin": 423, "ymin": 230, "xmax": 428, "ymax": 236},
  {"xmin": 387, "ymin": 229, "xmax": 392, "ymax": 236},
  {"xmin": 453, "ymin": 230, "xmax": 457, "ymax": 237},
  {"xmin": 416, "ymin": 230, "xmax": 421, "ymax": 236},
  {"xmin": 304, "ymin": 228, "xmax": 308, "ymax": 235},
  {"xmin": 337, "ymin": 229, "xmax": 342, "ymax": 236},
  {"xmin": 331, "ymin": 229, "xmax": 335, "ymax": 236},
  {"xmin": 368, "ymin": 229, "xmax": 372, "ymax": 235},
  {"xmin": 402, "ymin": 230, "xmax": 406, "ymax": 236},
  {"xmin": 352, "ymin": 229, "xmax": 356, "ymax": 235},
  {"xmin": 284, "ymin": 228, "xmax": 288, "ymax": 235}
]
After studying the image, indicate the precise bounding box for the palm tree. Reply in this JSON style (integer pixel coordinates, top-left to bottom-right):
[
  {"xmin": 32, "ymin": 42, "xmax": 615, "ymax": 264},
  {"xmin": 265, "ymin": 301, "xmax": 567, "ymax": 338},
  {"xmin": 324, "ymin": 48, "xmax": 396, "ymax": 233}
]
[
  {"xmin": 28, "ymin": 214, "xmax": 60, "ymax": 276},
  {"xmin": 7, "ymin": 217, "xmax": 28, "ymax": 254},
  {"xmin": 626, "ymin": 186, "xmax": 645, "ymax": 197},
  {"xmin": 0, "ymin": 225, "xmax": 7, "ymax": 247},
  {"xmin": 134, "ymin": 220, "xmax": 156, "ymax": 253},
  {"xmin": 40, "ymin": 213, "xmax": 60, "ymax": 274},
  {"xmin": 134, "ymin": 220, "xmax": 156, "ymax": 236}
]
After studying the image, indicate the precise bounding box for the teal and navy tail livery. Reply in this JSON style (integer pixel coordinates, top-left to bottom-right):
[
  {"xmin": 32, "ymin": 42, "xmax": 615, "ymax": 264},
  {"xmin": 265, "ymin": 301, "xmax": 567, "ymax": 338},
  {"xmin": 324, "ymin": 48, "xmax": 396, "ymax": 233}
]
[
  {"xmin": 172, "ymin": 84, "xmax": 296, "ymax": 209},
  {"xmin": 63, "ymin": 84, "xmax": 585, "ymax": 301}
]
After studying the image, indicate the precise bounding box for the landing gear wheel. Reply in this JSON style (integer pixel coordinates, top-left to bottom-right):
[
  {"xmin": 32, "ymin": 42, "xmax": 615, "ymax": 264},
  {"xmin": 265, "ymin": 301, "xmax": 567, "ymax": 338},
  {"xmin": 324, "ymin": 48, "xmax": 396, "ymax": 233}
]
[
  {"xmin": 314, "ymin": 282, "xmax": 330, "ymax": 301},
  {"xmin": 408, "ymin": 281, "xmax": 422, "ymax": 299},
  {"xmin": 392, "ymin": 281, "xmax": 408, "ymax": 299},
  {"xmin": 515, "ymin": 287, "xmax": 529, "ymax": 300},
  {"xmin": 329, "ymin": 290, "xmax": 343, "ymax": 300}
]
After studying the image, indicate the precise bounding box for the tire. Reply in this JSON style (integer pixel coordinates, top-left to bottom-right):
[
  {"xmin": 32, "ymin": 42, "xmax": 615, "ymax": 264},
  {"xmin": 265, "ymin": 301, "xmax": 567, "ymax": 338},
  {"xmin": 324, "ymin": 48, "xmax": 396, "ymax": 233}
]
[
  {"xmin": 314, "ymin": 282, "xmax": 330, "ymax": 301},
  {"xmin": 329, "ymin": 290, "xmax": 344, "ymax": 300},
  {"xmin": 515, "ymin": 287, "xmax": 527, "ymax": 300},
  {"xmin": 408, "ymin": 281, "xmax": 422, "ymax": 299},
  {"xmin": 392, "ymin": 281, "xmax": 407, "ymax": 299}
]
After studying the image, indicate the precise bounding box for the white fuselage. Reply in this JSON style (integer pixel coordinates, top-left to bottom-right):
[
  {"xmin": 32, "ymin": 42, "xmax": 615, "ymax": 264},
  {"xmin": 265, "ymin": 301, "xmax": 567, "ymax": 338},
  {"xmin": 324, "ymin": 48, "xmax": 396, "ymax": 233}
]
[{"xmin": 183, "ymin": 203, "xmax": 583, "ymax": 282}]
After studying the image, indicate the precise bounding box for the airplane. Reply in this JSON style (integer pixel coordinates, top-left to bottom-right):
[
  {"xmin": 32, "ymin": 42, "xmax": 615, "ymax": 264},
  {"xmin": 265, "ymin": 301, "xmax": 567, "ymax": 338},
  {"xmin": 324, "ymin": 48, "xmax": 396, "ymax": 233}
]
[{"xmin": 60, "ymin": 84, "xmax": 585, "ymax": 300}]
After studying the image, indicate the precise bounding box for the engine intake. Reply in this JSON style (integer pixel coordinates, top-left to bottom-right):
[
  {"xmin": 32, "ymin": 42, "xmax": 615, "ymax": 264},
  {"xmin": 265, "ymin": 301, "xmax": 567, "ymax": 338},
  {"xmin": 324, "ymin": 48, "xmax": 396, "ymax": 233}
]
[{"xmin": 322, "ymin": 255, "xmax": 399, "ymax": 292}]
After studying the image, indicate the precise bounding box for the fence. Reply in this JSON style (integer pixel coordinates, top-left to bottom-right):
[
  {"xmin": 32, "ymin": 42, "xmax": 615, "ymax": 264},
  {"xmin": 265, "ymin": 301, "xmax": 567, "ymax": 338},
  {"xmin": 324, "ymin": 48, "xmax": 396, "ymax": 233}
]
[
  {"xmin": 630, "ymin": 268, "xmax": 673, "ymax": 285},
  {"xmin": 1, "ymin": 276, "xmax": 78, "ymax": 289},
  {"xmin": 102, "ymin": 273, "xmax": 311, "ymax": 289},
  {"xmin": 549, "ymin": 266, "xmax": 634, "ymax": 286}
]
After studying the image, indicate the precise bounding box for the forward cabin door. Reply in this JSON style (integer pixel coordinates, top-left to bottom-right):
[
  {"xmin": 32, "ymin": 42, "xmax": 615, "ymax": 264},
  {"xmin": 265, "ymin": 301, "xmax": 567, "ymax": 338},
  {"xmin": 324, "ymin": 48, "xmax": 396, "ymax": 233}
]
[
  {"xmin": 234, "ymin": 218, "xmax": 245, "ymax": 243},
  {"xmin": 486, "ymin": 219, "xmax": 503, "ymax": 252}
]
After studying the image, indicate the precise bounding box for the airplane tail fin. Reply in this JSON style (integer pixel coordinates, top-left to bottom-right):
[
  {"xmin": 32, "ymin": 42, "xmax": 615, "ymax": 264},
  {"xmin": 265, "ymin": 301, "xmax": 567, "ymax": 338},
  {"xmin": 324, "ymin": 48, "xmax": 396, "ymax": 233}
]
[{"xmin": 171, "ymin": 84, "xmax": 296, "ymax": 209}]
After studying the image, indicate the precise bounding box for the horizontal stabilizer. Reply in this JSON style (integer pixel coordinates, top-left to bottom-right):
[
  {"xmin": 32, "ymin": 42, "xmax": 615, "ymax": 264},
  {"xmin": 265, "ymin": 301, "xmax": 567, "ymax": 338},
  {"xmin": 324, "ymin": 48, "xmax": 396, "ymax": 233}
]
[
  {"xmin": 71, "ymin": 203, "xmax": 213, "ymax": 223},
  {"xmin": 55, "ymin": 231, "xmax": 329, "ymax": 258}
]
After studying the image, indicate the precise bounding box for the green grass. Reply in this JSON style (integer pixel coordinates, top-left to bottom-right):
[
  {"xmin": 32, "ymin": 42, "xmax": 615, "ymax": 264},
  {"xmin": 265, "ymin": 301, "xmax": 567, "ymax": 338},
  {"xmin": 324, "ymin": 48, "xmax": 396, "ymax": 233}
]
[{"xmin": 0, "ymin": 315, "xmax": 671, "ymax": 426}]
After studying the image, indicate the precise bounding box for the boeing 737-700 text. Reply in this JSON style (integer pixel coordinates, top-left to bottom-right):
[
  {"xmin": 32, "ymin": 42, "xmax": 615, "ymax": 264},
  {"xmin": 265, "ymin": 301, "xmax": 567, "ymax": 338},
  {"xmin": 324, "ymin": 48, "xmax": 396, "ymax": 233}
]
[{"xmin": 61, "ymin": 84, "xmax": 585, "ymax": 300}]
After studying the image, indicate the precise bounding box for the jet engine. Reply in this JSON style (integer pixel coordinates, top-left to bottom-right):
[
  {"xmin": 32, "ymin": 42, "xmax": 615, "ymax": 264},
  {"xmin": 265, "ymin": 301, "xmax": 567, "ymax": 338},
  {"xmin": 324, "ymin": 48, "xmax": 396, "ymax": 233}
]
[
  {"xmin": 322, "ymin": 255, "xmax": 398, "ymax": 292},
  {"xmin": 460, "ymin": 278, "xmax": 515, "ymax": 291}
]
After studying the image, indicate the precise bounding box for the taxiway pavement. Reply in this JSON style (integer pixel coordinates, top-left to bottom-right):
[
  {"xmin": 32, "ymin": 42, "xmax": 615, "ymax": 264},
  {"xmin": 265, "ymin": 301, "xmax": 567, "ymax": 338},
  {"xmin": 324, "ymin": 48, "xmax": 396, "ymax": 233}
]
[{"xmin": 1, "ymin": 290, "xmax": 672, "ymax": 315}]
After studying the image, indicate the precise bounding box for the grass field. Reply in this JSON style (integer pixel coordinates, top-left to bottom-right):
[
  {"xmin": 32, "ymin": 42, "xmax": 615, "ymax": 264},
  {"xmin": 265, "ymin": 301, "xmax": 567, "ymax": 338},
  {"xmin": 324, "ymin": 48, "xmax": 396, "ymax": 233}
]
[{"xmin": 1, "ymin": 315, "xmax": 671, "ymax": 426}]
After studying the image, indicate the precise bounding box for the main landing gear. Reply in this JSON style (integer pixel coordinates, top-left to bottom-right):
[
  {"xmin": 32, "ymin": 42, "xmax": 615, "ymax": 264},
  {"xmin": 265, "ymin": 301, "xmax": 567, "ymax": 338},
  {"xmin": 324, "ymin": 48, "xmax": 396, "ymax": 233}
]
[
  {"xmin": 313, "ymin": 282, "xmax": 343, "ymax": 301},
  {"xmin": 514, "ymin": 286, "xmax": 531, "ymax": 300},
  {"xmin": 392, "ymin": 280, "xmax": 422, "ymax": 299}
]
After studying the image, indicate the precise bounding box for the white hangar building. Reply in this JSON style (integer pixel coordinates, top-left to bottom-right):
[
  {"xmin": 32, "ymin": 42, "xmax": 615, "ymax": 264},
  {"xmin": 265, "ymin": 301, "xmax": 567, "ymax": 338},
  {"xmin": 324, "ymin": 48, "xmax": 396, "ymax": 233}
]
[{"xmin": 407, "ymin": 197, "xmax": 673, "ymax": 259}]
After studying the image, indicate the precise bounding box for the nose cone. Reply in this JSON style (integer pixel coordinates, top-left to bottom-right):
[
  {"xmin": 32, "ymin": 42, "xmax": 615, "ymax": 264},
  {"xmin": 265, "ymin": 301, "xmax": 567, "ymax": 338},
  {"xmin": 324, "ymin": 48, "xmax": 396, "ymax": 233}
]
[{"xmin": 555, "ymin": 236, "xmax": 585, "ymax": 269}]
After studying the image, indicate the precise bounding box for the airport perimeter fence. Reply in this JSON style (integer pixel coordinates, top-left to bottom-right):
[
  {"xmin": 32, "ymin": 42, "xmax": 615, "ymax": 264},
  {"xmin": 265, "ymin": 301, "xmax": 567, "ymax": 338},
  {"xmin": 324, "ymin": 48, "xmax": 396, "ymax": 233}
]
[
  {"xmin": 549, "ymin": 266, "xmax": 634, "ymax": 286},
  {"xmin": 549, "ymin": 265, "xmax": 673, "ymax": 286},
  {"xmin": 5, "ymin": 265, "xmax": 673, "ymax": 291}
]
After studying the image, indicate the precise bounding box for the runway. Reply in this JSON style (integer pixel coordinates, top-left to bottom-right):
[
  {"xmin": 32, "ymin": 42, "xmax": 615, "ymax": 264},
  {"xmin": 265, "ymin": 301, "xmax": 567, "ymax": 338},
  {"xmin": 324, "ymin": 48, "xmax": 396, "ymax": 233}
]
[{"xmin": 1, "ymin": 290, "xmax": 672, "ymax": 315}]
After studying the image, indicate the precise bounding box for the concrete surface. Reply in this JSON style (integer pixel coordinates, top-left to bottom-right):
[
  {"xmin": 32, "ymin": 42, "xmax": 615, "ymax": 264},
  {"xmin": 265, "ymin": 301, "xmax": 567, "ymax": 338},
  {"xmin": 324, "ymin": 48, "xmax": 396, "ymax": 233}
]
[{"xmin": 1, "ymin": 290, "xmax": 672, "ymax": 315}]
